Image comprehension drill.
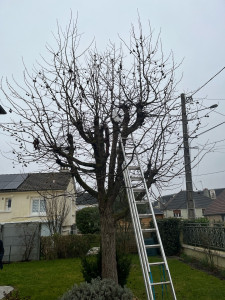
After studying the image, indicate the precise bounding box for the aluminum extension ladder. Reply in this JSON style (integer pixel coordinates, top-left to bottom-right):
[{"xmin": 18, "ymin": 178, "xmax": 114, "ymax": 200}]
[{"xmin": 120, "ymin": 134, "xmax": 177, "ymax": 300}]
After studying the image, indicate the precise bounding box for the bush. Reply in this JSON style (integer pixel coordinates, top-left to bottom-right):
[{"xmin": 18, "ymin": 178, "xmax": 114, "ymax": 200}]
[
  {"xmin": 59, "ymin": 277, "xmax": 133, "ymax": 300},
  {"xmin": 76, "ymin": 207, "xmax": 100, "ymax": 234},
  {"xmin": 154, "ymin": 218, "xmax": 181, "ymax": 256},
  {"xmin": 81, "ymin": 251, "xmax": 132, "ymax": 287},
  {"xmin": 41, "ymin": 234, "xmax": 100, "ymax": 260}
]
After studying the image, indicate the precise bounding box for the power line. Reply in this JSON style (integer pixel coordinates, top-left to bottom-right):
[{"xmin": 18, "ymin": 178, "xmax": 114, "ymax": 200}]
[
  {"xmin": 191, "ymin": 66, "xmax": 225, "ymax": 97},
  {"xmin": 194, "ymin": 98, "xmax": 225, "ymax": 101},
  {"xmin": 191, "ymin": 121, "xmax": 225, "ymax": 138},
  {"xmin": 193, "ymin": 170, "xmax": 225, "ymax": 177}
]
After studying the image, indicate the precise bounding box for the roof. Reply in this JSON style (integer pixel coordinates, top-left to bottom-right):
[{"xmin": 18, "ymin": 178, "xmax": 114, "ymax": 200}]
[
  {"xmin": 0, "ymin": 174, "xmax": 28, "ymax": 190},
  {"xmin": 164, "ymin": 190, "xmax": 213, "ymax": 210},
  {"xmin": 153, "ymin": 208, "xmax": 164, "ymax": 215},
  {"xmin": 197, "ymin": 188, "xmax": 224, "ymax": 198},
  {"xmin": 76, "ymin": 193, "xmax": 98, "ymax": 206},
  {"xmin": 204, "ymin": 189, "xmax": 225, "ymax": 216},
  {"xmin": 0, "ymin": 172, "xmax": 72, "ymax": 192}
]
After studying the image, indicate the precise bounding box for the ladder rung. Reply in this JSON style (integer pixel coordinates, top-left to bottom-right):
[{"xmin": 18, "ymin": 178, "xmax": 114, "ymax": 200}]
[
  {"xmin": 128, "ymin": 166, "xmax": 140, "ymax": 170},
  {"xmin": 145, "ymin": 244, "xmax": 160, "ymax": 248},
  {"xmin": 139, "ymin": 214, "xmax": 152, "ymax": 218},
  {"xmin": 130, "ymin": 176, "xmax": 142, "ymax": 181},
  {"xmin": 149, "ymin": 261, "xmax": 165, "ymax": 266},
  {"xmin": 135, "ymin": 200, "xmax": 149, "ymax": 204},
  {"xmin": 151, "ymin": 281, "xmax": 171, "ymax": 286},
  {"xmin": 133, "ymin": 188, "xmax": 146, "ymax": 193},
  {"xmin": 142, "ymin": 228, "xmax": 156, "ymax": 232}
]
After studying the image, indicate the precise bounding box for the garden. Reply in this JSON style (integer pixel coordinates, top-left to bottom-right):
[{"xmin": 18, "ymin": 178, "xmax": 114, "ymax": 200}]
[
  {"xmin": 1, "ymin": 218, "xmax": 225, "ymax": 299},
  {"xmin": 0, "ymin": 254, "xmax": 225, "ymax": 299}
]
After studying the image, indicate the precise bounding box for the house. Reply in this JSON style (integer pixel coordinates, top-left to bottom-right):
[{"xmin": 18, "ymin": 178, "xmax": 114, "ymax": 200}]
[
  {"xmin": 163, "ymin": 190, "xmax": 213, "ymax": 219},
  {"xmin": 204, "ymin": 189, "xmax": 225, "ymax": 222},
  {"xmin": 0, "ymin": 172, "xmax": 76, "ymax": 235}
]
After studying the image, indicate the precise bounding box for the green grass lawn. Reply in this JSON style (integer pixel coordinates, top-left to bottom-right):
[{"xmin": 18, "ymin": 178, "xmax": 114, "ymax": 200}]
[{"xmin": 0, "ymin": 256, "xmax": 225, "ymax": 299}]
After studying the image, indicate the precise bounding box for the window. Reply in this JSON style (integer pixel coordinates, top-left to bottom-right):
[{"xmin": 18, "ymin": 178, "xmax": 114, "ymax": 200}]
[
  {"xmin": 31, "ymin": 198, "xmax": 46, "ymax": 215},
  {"xmin": 173, "ymin": 210, "xmax": 181, "ymax": 218},
  {"xmin": 5, "ymin": 198, "xmax": 12, "ymax": 211}
]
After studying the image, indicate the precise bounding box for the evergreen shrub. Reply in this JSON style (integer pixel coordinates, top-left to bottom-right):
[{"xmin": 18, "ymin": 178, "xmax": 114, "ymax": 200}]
[
  {"xmin": 154, "ymin": 218, "xmax": 181, "ymax": 256},
  {"xmin": 81, "ymin": 251, "xmax": 132, "ymax": 287},
  {"xmin": 59, "ymin": 277, "xmax": 133, "ymax": 300},
  {"xmin": 76, "ymin": 207, "xmax": 100, "ymax": 234}
]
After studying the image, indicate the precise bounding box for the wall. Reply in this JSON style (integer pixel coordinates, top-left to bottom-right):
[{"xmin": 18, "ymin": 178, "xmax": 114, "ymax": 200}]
[
  {"xmin": 165, "ymin": 208, "xmax": 204, "ymax": 219},
  {"xmin": 0, "ymin": 222, "xmax": 41, "ymax": 262},
  {"xmin": 182, "ymin": 243, "xmax": 225, "ymax": 270}
]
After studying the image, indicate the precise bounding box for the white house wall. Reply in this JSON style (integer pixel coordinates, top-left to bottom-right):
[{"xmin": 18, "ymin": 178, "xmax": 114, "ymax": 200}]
[
  {"xmin": 164, "ymin": 208, "xmax": 204, "ymax": 219},
  {"xmin": 0, "ymin": 177, "xmax": 76, "ymax": 234}
]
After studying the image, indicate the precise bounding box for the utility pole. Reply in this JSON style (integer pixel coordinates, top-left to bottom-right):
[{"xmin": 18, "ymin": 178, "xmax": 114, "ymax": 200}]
[{"xmin": 181, "ymin": 93, "xmax": 195, "ymax": 219}]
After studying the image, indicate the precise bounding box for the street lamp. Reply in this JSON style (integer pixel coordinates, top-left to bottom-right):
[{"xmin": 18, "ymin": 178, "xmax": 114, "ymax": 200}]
[{"xmin": 0, "ymin": 105, "xmax": 6, "ymax": 114}]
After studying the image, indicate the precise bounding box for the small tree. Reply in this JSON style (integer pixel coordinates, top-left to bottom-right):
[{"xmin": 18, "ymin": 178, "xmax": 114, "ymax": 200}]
[
  {"xmin": 42, "ymin": 192, "xmax": 71, "ymax": 235},
  {"xmin": 76, "ymin": 207, "xmax": 100, "ymax": 234}
]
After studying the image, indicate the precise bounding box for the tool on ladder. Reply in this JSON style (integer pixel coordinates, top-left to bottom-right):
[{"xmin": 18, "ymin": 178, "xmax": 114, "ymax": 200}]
[{"xmin": 120, "ymin": 133, "xmax": 176, "ymax": 300}]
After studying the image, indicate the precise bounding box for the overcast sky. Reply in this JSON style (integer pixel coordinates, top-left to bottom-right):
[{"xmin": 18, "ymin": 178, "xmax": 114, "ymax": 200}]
[{"xmin": 0, "ymin": 0, "xmax": 225, "ymax": 194}]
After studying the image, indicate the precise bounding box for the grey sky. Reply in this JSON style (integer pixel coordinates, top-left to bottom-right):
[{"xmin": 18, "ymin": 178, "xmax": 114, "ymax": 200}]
[{"xmin": 0, "ymin": 0, "xmax": 225, "ymax": 193}]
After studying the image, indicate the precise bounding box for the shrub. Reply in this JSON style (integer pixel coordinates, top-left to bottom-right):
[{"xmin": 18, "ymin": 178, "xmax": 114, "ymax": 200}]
[
  {"xmin": 154, "ymin": 218, "xmax": 181, "ymax": 256},
  {"xmin": 81, "ymin": 251, "xmax": 132, "ymax": 287},
  {"xmin": 41, "ymin": 234, "xmax": 100, "ymax": 260},
  {"xmin": 76, "ymin": 207, "xmax": 100, "ymax": 234},
  {"xmin": 59, "ymin": 277, "xmax": 133, "ymax": 300}
]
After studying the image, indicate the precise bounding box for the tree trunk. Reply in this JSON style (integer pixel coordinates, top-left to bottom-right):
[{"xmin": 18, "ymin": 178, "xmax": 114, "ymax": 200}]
[{"xmin": 100, "ymin": 203, "xmax": 118, "ymax": 283}]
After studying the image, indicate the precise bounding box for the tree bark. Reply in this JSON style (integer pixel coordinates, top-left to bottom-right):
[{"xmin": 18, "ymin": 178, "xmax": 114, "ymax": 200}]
[{"xmin": 100, "ymin": 202, "xmax": 118, "ymax": 283}]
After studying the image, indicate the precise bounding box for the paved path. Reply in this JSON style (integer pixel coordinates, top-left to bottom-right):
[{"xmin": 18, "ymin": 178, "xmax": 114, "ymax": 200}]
[{"xmin": 0, "ymin": 286, "xmax": 14, "ymax": 299}]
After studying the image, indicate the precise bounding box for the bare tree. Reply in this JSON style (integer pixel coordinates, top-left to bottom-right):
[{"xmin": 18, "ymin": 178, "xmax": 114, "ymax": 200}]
[
  {"xmin": 40, "ymin": 191, "xmax": 71, "ymax": 236},
  {"xmin": 0, "ymin": 18, "xmax": 201, "ymax": 281}
]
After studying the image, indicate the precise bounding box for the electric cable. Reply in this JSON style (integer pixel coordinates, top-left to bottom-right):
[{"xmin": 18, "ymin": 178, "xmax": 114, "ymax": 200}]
[
  {"xmin": 191, "ymin": 66, "xmax": 225, "ymax": 97},
  {"xmin": 191, "ymin": 121, "xmax": 225, "ymax": 138}
]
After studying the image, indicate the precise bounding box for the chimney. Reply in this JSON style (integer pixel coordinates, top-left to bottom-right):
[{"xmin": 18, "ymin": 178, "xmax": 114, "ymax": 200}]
[
  {"xmin": 203, "ymin": 188, "xmax": 210, "ymax": 198},
  {"xmin": 209, "ymin": 189, "xmax": 216, "ymax": 200}
]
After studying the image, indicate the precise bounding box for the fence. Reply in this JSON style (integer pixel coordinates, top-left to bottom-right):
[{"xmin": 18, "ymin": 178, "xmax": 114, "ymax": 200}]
[
  {"xmin": 183, "ymin": 223, "xmax": 225, "ymax": 251},
  {"xmin": 0, "ymin": 222, "xmax": 41, "ymax": 262}
]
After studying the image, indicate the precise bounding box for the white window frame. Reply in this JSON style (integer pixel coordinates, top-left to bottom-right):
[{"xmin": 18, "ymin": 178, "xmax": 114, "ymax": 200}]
[{"xmin": 31, "ymin": 198, "xmax": 46, "ymax": 216}]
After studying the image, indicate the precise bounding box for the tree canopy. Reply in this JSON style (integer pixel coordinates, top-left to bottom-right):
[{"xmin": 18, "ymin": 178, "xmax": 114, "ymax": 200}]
[{"xmin": 0, "ymin": 18, "xmax": 201, "ymax": 282}]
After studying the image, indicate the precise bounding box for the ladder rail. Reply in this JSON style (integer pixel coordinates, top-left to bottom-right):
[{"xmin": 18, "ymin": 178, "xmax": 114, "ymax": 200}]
[
  {"xmin": 122, "ymin": 166, "xmax": 153, "ymax": 300},
  {"xmin": 120, "ymin": 134, "xmax": 177, "ymax": 300},
  {"xmin": 122, "ymin": 161, "xmax": 153, "ymax": 299},
  {"xmin": 129, "ymin": 133, "xmax": 177, "ymax": 300}
]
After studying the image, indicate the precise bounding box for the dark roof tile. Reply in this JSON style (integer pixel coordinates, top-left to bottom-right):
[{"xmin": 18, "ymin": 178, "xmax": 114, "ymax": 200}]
[
  {"xmin": 204, "ymin": 189, "xmax": 225, "ymax": 215},
  {"xmin": 76, "ymin": 193, "xmax": 98, "ymax": 206},
  {"xmin": 164, "ymin": 191, "xmax": 212, "ymax": 210}
]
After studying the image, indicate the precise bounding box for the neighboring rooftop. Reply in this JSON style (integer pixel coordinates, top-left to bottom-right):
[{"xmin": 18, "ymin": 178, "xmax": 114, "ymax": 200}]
[
  {"xmin": 204, "ymin": 189, "xmax": 225, "ymax": 216},
  {"xmin": 76, "ymin": 193, "xmax": 98, "ymax": 206},
  {"xmin": 0, "ymin": 172, "xmax": 72, "ymax": 192},
  {"xmin": 164, "ymin": 190, "xmax": 213, "ymax": 210}
]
